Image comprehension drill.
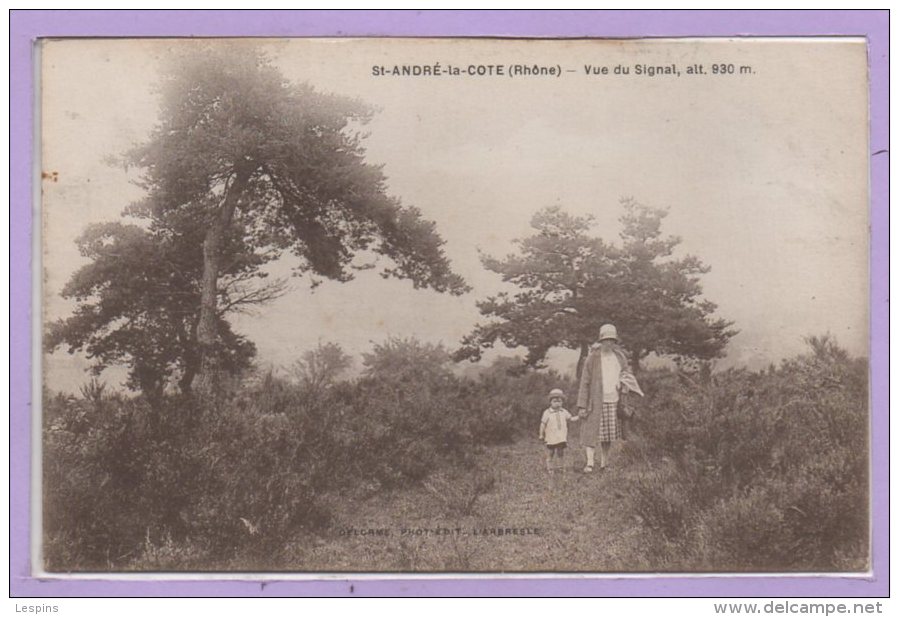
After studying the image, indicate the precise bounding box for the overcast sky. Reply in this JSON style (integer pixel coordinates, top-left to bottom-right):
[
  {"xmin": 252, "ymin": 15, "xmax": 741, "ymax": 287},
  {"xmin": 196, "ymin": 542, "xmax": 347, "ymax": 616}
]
[{"xmin": 40, "ymin": 38, "xmax": 869, "ymax": 391}]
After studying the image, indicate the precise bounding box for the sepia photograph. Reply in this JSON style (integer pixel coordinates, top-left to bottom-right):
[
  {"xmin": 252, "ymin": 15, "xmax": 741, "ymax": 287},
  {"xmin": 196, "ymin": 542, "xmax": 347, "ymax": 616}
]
[{"xmin": 38, "ymin": 35, "xmax": 870, "ymax": 575}]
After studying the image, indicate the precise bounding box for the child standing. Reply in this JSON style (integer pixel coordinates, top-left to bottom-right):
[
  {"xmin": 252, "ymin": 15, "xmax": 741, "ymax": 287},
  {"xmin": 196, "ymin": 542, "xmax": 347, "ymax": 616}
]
[{"xmin": 539, "ymin": 388, "xmax": 579, "ymax": 473}]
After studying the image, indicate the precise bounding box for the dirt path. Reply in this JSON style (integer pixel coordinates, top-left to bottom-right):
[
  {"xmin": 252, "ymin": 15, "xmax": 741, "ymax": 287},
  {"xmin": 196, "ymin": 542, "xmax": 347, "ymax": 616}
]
[{"xmin": 279, "ymin": 438, "xmax": 650, "ymax": 572}]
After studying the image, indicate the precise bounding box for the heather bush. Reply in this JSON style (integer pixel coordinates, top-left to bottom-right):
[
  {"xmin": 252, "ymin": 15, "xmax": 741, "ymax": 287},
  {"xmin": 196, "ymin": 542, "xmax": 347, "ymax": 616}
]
[
  {"xmin": 463, "ymin": 358, "xmax": 575, "ymax": 442},
  {"xmin": 43, "ymin": 377, "xmax": 323, "ymax": 569},
  {"xmin": 694, "ymin": 484, "xmax": 795, "ymax": 571},
  {"xmin": 45, "ymin": 335, "xmax": 867, "ymax": 572},
  {"xmin": 183, "ymin": 403, "xmax": 334, "ymax": 561},
  {"xmin": 43, "ymin": 389, "xmax": 196, "ymax": 569},
  {"xmin": 629, "ymin": 463, "xmax": 694, "ymax": 542},
  {"xmin": 627, "ymin": 337, "xmax": 868, "ymax": 571},
  {"xmin": 43, "ymin": 339, "xmax": 563, "ymax": 570}
]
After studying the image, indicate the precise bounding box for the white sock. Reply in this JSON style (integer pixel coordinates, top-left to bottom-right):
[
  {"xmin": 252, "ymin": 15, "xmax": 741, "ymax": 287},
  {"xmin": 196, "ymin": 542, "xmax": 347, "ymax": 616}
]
[{"xmin": 586, "ymin": 447, "xmax": 595, "ymax": 467}]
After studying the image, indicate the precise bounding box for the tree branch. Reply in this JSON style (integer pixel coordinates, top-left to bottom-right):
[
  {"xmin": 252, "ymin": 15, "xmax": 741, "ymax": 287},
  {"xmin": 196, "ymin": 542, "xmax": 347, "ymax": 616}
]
[{"xmin": 216, "ymin": 277, "xmax": 290, "ymax": 316}]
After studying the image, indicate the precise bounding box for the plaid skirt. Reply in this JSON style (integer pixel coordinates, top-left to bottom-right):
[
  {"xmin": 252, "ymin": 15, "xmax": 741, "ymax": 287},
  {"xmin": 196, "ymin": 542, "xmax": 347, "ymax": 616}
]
[{"xmin": 580, "ymin": 402, "xmax": 621, "ymax": 446}]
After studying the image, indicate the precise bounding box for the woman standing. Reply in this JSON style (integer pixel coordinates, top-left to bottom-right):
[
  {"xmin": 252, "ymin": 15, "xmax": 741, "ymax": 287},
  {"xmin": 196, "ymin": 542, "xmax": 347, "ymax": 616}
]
[{"xmin": 576, "ymin": 324, "xmax": 643, "ymax": 473}]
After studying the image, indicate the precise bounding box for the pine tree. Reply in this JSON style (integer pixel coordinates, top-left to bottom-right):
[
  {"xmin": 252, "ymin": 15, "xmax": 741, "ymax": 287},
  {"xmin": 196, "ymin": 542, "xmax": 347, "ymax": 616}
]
[{"xmin": 456, "ymin": 200, "xmax": 735, "ymax": 376}]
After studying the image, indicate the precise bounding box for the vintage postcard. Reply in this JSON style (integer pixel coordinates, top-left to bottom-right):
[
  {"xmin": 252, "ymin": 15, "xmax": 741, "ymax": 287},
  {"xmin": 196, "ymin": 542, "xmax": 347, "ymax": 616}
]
[{"xmin": 38, "ymin": 35, "xmax": 870, "ymax": 576}]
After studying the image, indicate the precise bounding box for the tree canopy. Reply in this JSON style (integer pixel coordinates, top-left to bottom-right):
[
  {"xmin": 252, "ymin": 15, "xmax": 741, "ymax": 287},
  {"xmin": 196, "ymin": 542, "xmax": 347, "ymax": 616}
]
[
  {"xmin": 45, "ymin": 220, "xmax": 260, "ymax": 403},
  {"xmin": 129, "ymin": 48, "xmax": 467, "ymax": 292},
  {"xmin": 49, "ymin": 44, "xmax": 468, "ymax": 398},
  {"xmin": 130, "ymin": 46, "xmax": 468, "ymax": 391},
  {"xmin": 455, "ymin": 200, "xmax": 736, "ymax": 375}
]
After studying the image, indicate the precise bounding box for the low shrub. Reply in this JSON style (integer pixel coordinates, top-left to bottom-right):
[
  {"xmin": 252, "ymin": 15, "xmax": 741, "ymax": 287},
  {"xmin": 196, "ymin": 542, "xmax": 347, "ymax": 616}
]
[
  {"xmin": 43, "ymin": 339, "xmax": 567, "ymax": 570},
  {"xmin": 423, "ymin": 468, "xmax": 496, "ymax": 517},
  {"xmin": 629, "ymin": 463, "xmax": 694, "ymax": 542},
  {"xmin": 627, "ymin": 336, "xmax": 868, "ymax": 571}
]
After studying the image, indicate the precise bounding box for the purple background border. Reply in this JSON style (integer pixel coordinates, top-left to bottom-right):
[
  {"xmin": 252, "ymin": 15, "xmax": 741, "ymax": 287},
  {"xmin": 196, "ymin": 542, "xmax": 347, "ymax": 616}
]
[{"xmin": 9, "ymin": 9, "xmax": 888, "ymax": 598}]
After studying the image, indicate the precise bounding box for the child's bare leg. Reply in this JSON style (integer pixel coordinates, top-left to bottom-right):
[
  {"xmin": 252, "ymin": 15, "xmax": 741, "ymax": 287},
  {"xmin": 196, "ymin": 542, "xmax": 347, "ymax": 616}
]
[
  {"xmin": 558, "ymin": 448, "xmax": 566, "ymax": 471},
  {"xmin": 545, "ymin": 448, "xmax": 553, "ymax": 471}
]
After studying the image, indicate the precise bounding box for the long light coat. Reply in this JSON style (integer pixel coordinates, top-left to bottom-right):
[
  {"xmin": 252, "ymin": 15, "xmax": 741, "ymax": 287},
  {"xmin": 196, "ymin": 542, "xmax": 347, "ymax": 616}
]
[{"xmin": 576, "ymin": 345, "xmax": 640, "ymax": 444}]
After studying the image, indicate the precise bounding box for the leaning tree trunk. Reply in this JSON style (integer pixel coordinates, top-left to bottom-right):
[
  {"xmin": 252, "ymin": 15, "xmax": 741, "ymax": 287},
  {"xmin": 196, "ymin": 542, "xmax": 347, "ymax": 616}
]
[
  {"xmin": 175, "ymin": 320, "xmax": 199, "ymax": 395},
  {"xmin": 178, "ymin": 347, "xmax": 199, "ymax": 395},
  {"xmin": 575, "ymin": 341, "xmax": 590, "ymax": 381},
  {"xmin": 194, "ymin": 171, "xmax": 250, "ymax": 397}
]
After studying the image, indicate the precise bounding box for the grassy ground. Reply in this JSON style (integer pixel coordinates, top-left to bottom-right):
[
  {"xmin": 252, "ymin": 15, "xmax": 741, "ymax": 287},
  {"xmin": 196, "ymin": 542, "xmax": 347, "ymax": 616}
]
[{"xmin": 266, "ymin": 436, "xmax": 654, "ymax": 573}]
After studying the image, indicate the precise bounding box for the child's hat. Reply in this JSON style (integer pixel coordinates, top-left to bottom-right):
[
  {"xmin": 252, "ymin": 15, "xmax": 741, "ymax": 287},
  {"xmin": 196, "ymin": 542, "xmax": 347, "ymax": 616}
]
[{"xmin": 548, "ymin": 388, "xmax": 565, "ymax": 401}]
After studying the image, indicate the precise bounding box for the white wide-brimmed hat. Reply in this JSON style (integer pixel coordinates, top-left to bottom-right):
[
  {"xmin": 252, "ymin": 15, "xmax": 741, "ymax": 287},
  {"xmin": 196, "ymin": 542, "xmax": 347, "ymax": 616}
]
[{"xmin": 599, "ymin": 323, "xmax": 619, "ymax": 341}]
